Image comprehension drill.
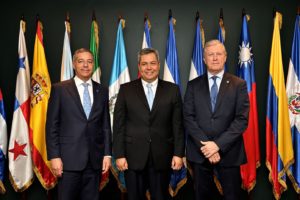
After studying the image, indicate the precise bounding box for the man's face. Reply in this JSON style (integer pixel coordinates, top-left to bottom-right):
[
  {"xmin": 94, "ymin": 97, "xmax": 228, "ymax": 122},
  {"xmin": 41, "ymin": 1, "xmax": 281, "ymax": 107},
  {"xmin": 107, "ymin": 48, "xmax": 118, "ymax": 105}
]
[
  {"xmin": 204, "ymin": 43, "xmax": 227, "ymax": 75},
  {"xmin": 138, "ymin": 53, "xmax": 160, "ymax": 82},
  {"xmin": 73, "ymin": 52, "xmax": 94, "ymax": 81}
]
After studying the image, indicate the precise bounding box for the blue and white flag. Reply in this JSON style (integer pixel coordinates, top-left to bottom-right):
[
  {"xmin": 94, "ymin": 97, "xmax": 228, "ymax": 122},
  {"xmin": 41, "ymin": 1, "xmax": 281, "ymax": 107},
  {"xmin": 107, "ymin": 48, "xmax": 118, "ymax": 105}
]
[
  {"xmin": 60, "ymin": 19, "xmax": 73, "ymax": 81},
  {"xmin": 8, "ymin": 19, "xmax": 34, "ymax": 192},
  {"xmin": 142, "ymin": 17, "xmax": 151, "ymax": 49},
  {"xmin": 109, "ymin": 18, "xmax": 130, "ymax": 192},
  {"xmin": 163, "ymin": 16, "xmax": 181, "ymax": 87},
  {"xmin": 0, "ymin": 88, "xmax": 7, "ymax": 194},
  {"xmin": 189, "ymin": 17, "xmax": 205, "ymax": 80},
  {"xmin": 287, "ymin": 14, "xmax": 300, "ymax": 193},
  {"xmin": 163, "ymin": 14, "xmax": 186, "ymax": 197},
  {"xmin": 217, "ymin": 15, "xmax": 228, "ymax": 72}
]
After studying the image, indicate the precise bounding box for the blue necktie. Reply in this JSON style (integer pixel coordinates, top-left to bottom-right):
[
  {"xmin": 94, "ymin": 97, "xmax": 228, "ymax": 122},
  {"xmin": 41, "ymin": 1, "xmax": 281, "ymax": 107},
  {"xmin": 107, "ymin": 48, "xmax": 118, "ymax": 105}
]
[
  {"xmin": 210, "ymin": 76, "xmax": 218, "ymax": 111},
  {"xmin": 146, "ymin": 83, "xmax": 154, "ymax": 110},
  {"xmin": 82, "ymin": 83, "xmax": 92, "ymax": 118}
]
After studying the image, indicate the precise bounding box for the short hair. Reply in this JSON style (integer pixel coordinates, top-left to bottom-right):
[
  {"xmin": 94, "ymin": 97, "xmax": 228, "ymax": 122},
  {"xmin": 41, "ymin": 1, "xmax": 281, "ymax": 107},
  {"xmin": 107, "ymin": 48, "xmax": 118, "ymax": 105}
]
[
  {"xmin": 204, "ymin": 39, "xmax": 227, "ymax": 55},
  {"xmin": 73, "ymin": 48, "xmax": 94, "ymax": 62},
  {"xmin": 138, "ymin": 48, "xmax": 160, "ymax": 64}
]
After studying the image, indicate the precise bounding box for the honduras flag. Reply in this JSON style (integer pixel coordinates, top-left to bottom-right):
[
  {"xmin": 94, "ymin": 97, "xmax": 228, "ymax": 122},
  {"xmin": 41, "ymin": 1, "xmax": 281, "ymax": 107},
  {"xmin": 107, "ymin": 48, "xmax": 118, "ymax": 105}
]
[
  {"xmin": 287, "ymin": 14, "xmax": 300, "ymax": 193},
  {"xmin": 109, "ymin": 18, "xmax": 130, "ymax": 193},
  {"xmin": 237, "ymin": 14, "xmax": 260, "ymax": 192},
  {"xmin": 163, "ymin": 12, "xmax": 186, "ymax": 197},
  {"xmin": 189, "ymin": 14, "xmax": 205, "ymax": 81},
  {"xmin": 163, "ymin": 15, "xmax": 181, "ymax": 87},
  {"xmin": 0, "ymin": 89, "xmax": 7, "ymax": 194},
  {"xmin": 217, "ymin": 10, "xmax": 228, "ymax": 72}
]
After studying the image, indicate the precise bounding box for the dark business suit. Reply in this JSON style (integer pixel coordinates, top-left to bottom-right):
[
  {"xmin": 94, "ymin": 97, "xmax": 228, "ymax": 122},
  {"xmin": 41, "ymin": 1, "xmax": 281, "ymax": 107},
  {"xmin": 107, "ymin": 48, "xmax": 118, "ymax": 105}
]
[
  {"xmin": 46, "ymin": 78, "xmax": 111, "ymax": 200},
  {"xmin": 184, "ymin": 72, "xmax": 249, "ymax": 200},
  {"xmin": 113, "ymin": 79, "xmax": 184, "ymax": 200}
]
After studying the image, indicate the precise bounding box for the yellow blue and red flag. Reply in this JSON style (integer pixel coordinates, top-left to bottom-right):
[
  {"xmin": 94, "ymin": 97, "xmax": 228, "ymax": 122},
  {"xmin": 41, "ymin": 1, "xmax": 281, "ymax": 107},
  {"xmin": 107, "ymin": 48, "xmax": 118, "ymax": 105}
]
[{"xmin": 266, "ymin": 12, "xmax": 294, "ymax": 200}]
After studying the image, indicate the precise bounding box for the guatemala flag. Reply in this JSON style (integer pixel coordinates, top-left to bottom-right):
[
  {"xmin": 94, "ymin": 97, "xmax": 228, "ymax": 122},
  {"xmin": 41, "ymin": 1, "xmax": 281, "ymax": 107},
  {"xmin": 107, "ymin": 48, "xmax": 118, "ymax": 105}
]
[
  {"xmin": 287, "ymin": 14, "xmax": 300, "ymax": 193},
  {"xmin": 0, "ymin": 88, "xmax": 7, "ymax": 194},
  {"xmin": 189, "ymin": 14, "xmax": 205, "ymax": 81},
  {"xmin": 236, "ymin": 14, "xmax": 260, "ymax": 192},
  {"xmin": 109, "ymin": 18, "xmax": 130, "ymax": 193}
]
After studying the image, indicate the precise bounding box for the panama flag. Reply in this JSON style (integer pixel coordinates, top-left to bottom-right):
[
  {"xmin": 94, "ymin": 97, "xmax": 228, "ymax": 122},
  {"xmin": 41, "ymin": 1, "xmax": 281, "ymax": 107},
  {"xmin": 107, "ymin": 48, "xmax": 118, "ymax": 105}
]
[
  {"xmin": 8, "ymin": 19, "xmax": 34, "ymax": 192},
  {"xmin": 60, "ymin": 16, "xmax": 73, "ymax": 81},
  {"xmin": 30, "ymin": 19, "xmax": 56, "ymax": 190},
  {"xmin": 90, "ymin": 12, "xmax": 101, "ymax": 83},
  {"xmin": 217, "ymin": 8, "xmax": 228, "ymax": 72},
  {"xmin": 286, "ymin": 14, "xmax": 300, "ymax": 193},
  {"xmin": 237, "ymin": 13, "xmax": 260, "ymax": 192},
  {"xmin": 0, "ymin": 89, "xmax": 7, "ymax": 194},
  {"xmin": 138, "ymin": 15, "xmax": 152, "ymax": 78},
  {"xmin": 109, "ymin": 18, "xmax": 130, "ymax": 192},
  {"xmin": 189, "ymin": 12, "xmax": 205, "ymax": 81},
  {"xmin": 266, "ymin": 12, "xmax": 294, "ymax": 200}
]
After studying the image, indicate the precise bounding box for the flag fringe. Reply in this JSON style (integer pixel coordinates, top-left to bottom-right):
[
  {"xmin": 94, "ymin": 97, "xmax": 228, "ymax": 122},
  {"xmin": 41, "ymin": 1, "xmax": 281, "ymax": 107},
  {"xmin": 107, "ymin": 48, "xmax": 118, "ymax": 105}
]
[
  {"xmin": 9, "ymin": 172, "xmax": 34, "ymax": 192},
  {"xmin": 168, "ymin": 176, "xmax": 187, "ymax": 197},
  {"xmin": 287, "ymin": 169, "xmax": 300, "ymax": 193},
  {"xmin": 0, "ymin": 181, "xmax": 6, "ymax": 194}
]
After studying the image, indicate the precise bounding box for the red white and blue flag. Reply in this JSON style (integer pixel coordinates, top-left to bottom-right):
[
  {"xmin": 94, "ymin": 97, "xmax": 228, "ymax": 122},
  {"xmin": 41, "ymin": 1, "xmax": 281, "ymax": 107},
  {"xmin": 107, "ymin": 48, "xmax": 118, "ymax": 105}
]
[
  {"xmin": 236, "ymin": 14, "xmax": 260, "ymax": 192},
  {"xmin": 0, "ymin": 88, "xmax": 7, "ymax": 194},
  {"xmin": 286, "ymin": 14, "xmax": 300, "ymax": 193}
]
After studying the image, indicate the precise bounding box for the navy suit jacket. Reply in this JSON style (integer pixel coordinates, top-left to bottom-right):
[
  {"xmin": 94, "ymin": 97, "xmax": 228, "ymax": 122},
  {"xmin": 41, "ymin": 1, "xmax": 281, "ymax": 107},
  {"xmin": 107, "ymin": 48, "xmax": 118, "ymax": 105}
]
[
  {"xmin": 184, "ymin": 72, "xmax": 249, "ymax": 166},
  {"xmin": 113, "ymin": 79, "xmax": 185, "ymax": 170},
  {"xmin": 46, "ymin": 79, "xmax": 112, "ymax": 171}
]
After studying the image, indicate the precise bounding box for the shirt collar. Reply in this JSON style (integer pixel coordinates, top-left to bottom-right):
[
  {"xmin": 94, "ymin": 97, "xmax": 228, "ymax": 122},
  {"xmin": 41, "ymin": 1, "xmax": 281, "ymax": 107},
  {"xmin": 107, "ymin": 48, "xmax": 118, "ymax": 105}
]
[
  {"xmin": 74, "ymin": 76, "xmax": 93, "ymax": 87},
  {"xmin": 141, "ymin": 78, "xmax": 158, "ymax": 87},
  {"xmin": 207, "ymin": 70, "xmax": 224, "ymax": 80}
]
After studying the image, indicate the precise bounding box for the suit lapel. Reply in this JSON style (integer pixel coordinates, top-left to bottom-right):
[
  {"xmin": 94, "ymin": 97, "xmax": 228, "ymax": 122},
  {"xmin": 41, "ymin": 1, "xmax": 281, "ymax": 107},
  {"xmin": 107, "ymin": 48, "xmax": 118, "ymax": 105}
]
[
  {"xmin": 65, "ymin": 79, "xmax": 86, "ymax": 117},
  {"xmin": 136, "ymin": 79, "xmax": 150, "ymax": 110},
  {"xmin": 151, "ymin": 79, "xmax": 163, "ymax": 112},
  {"xmin": 89, "ymin": 81, "xmax": 101, "ymax": 119},
  {"xmin": 202, "ymin": 74, "xmax": 213, "ymax": 112},
  {"xmin": 214, "ymin": 73, "xmax": 230, "ymax": 111}
]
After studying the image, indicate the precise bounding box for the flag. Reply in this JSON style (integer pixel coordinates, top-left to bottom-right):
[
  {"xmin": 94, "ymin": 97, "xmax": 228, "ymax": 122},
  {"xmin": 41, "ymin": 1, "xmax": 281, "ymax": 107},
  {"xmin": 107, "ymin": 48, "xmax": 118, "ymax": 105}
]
[
  {"xmin": 266, "ymin": 12, "xmax": 294, "ymax": 200},
  {"xmin": 217, "ymin": 9, "xmax": 228, "ymax": 72},
  {"xmin": 286, "ymin": 14, "xmax": 300, "ymax": 193},
  {"xmin": 163, "ymin": 14, "xmax": 181, "ymax": 87},
  {"xmin": 109, "ymin": 18, "xmax": 130, "ymax": 192},
  {"xmin": 163, "ymin": 12, "xmax": 187, "ymax": 197},
  {"xmin": 30, "ymin": 19, "xmax": 56, "ymax": 190},
  {"xmin": 8, "ymin": 19, "xmax": 34, "ymax": 192},
  {"xmin": 0, "ymin": 88, "xmax": 7, "ymax": 194},
  {"xmin": 189, "ymin": 14, "xmax": 205, "ymax": 81},
  {"xmin": 60, "ymin": 17, "xmax": 73, "ymax": 81},
  {"xmin": 90, "ymin": 13, "xmax": 101, "ymax": 83},
  {"xmin": 138, "ymin": 16, "xmax": 152, "ymax": 78},
  {"xmin": 237, "ymin": 14, "xmax": 260, "ymax": 192}
]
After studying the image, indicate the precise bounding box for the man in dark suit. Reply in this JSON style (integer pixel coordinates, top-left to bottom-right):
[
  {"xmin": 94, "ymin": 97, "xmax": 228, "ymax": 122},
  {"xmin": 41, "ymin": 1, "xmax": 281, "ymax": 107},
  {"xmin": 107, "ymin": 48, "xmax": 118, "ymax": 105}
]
[
  {"xmin": 46, "ymin": 48, "xmax": 112, "ymax": 200},
  {"xmin": 113, "ymin": 48, "xmax": 185, "ymax": 200},
  {"xmin": 184, "ymin": 40, "xmax": 249, "ymax": 200}
]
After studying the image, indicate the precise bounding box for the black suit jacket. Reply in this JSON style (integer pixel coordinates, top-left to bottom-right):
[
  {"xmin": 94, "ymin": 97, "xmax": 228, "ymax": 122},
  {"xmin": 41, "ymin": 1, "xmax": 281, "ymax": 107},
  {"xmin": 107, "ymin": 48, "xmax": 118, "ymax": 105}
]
[
  {"xmin": 113, "ymin": 79, "xmax": 185, "ymax": 170},
  {"xmin": 46, "ymin": 79, "xmax": 112, "ymax": 171},
  {"xmin": 184, "ymin": 72, "xmax": 249, "ymax": 166}
]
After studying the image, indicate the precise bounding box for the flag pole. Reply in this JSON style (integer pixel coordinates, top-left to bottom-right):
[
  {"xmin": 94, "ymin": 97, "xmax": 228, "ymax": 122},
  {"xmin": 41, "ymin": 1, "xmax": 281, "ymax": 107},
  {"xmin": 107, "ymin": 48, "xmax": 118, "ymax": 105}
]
[{"xmin": 242, "ymin": 8, "xmax": 246, "ymax": 17}]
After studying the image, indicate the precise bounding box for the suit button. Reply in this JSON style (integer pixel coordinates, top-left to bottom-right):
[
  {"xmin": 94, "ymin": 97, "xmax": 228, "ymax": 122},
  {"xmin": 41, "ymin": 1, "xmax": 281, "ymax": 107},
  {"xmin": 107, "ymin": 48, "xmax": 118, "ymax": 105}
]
[{"xmin": 149, "ymin": 138, "xmax": 151, "ymax": 143}]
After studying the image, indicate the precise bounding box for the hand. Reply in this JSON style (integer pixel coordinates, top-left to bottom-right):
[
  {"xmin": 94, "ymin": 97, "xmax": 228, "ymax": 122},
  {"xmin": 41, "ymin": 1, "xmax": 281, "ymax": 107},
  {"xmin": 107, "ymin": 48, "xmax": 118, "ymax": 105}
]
[
  {"xmin": 200, "ymin": 141, "xmax": 220, "ymax": 158},
  {"xmin": 102, "ymin": 156, "xmax": 112, "ymax": 174},
  {"xmin": 50, "ymin": 158, "xmax": 63, "ymax": 177},
  {"xmin": 208, "ymin": 152, "xmax": 221, "ymax": 164},
  {"xmin": 171, "ymin": 156, "xmax": 183, "ymax": 170},
  {"xmin": 116, "ymin": 158, "xmax": 128, "ymax": 171}
]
